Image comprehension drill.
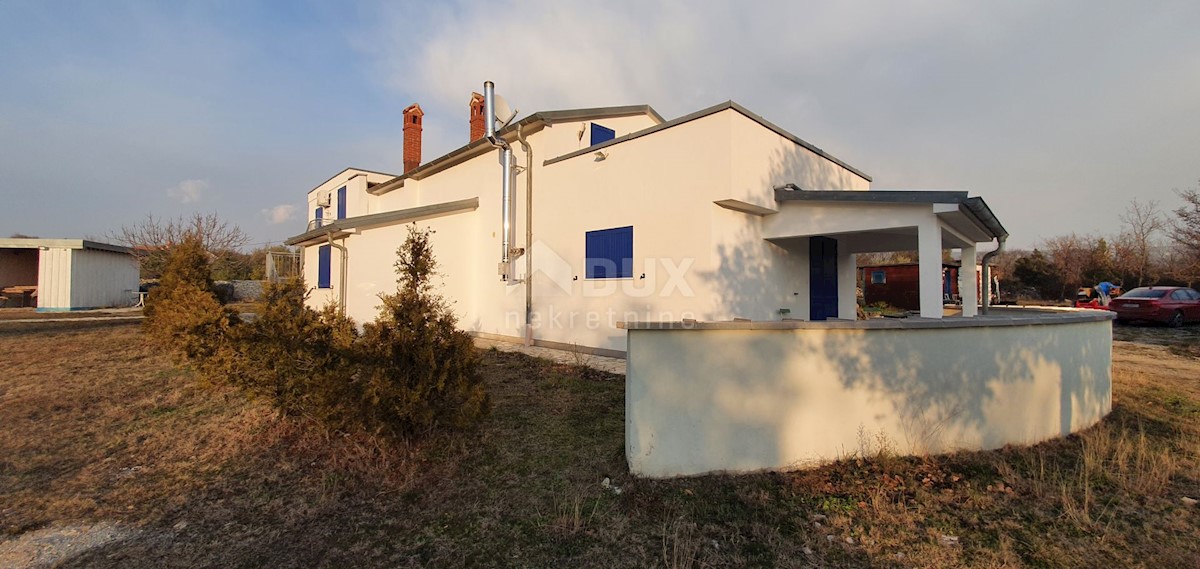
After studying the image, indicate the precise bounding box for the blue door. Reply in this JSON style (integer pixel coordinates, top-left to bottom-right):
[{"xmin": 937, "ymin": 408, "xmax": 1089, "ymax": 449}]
[
  {"xmin": 317, "ymin": 245, "xmax": 331, "ymax": 288},
  {"xmin": 809, "ymin": 237, "xmax": 838, "ymax": 320}
]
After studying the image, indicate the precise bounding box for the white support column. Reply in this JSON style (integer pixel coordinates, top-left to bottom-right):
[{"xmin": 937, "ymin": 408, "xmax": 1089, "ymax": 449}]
[
  {"xmin": 837, "ymin": 250, "xmax": 857, "ymax": 320},
  {"xmin": 918, "ymin": 218, "xmax": 944, "ymax": 318},
  {"xmin": 960, "ymin": 244, "xmax": 978, "ymax": 317}
]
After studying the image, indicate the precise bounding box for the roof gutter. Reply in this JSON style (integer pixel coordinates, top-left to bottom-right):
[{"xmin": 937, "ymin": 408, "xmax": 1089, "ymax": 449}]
[{"xmin": 517, "ymin": 123, "xmax": 534, "ymax": 346}]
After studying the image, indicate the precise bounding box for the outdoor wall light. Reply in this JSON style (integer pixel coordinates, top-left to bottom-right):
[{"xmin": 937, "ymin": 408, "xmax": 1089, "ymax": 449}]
[{"xmin": 593, "ymin": 150, "xmax": 608, "ymax": 162}]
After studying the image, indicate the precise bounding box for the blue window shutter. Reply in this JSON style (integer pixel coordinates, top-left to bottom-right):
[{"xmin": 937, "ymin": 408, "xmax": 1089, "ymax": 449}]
[
  {"xmin": 337, "ymin": 186, "xmax": 347, "ymax": 219},
  {"xmin": 318, "ymin": 245, "xmax": 331, "ymax": 288},
  {"xmin": 585, "ymin": 226, "xmax": 633, "ymax": 279},
  {"xmin": 315, "ymin": 208, "xmax": 323, "ymax": 222},
  {"xmin": 590, "ymin": 123, "xmax": 615, "ymax": 146},
  {"xmin": 585, "ymin": 230, "xmax": 603, "ymax": 278},
  {"xmin": 615, "ymin": 226, "xmax": 632, "ymax": 278}
]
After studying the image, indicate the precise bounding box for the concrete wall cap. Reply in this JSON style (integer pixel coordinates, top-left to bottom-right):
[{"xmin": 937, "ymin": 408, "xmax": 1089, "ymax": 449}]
[{"xmin": 620, "ymin": 309, "xmax": 1114, "ymax": 331}]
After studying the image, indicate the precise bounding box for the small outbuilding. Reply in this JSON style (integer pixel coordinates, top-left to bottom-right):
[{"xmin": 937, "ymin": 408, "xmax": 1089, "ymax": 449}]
[
  {"xmin": 0, "ymin": 238, "xmax": 139, "ymax": 311},
  {"xmin": 861, "ymin": 262, "xmax": 965, "ymax": 311}
]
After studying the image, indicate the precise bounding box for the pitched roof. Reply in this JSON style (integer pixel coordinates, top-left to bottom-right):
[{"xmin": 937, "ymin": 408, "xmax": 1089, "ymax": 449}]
[
  {"xmin": 368, "ymin": 104, "xmax": 664, "ymax": 196},
  {"xmin": 307, "ymin": 167, "xmax": 400, "ymax": 195},
  {"xmin": 543, "ymin": 101, "xmax": 872, "ymax": 182}
]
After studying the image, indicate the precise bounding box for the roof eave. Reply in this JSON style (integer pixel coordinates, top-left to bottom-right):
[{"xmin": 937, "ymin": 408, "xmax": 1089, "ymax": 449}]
[
  {"xmin": 774, "ymin": 187, "xmax": 1008, "ymax": 240},
  {"xmin": 285, "ymin": 197, "xmax": 480, "ymax": 246}
]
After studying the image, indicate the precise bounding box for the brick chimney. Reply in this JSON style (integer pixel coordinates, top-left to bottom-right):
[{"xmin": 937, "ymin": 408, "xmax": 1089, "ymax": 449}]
[
  {"xmin": 402, "ymin": 103, "xmax": 424, "ymax": 173},
  {"xmin": 469, "ymin": 92, "xmax": 485, "ymax": 142}
]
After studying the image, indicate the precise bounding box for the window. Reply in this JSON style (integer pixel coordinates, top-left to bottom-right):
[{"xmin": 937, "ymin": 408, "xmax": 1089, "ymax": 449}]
[
  {"xmin": 590, "ymin": 123, "xmax": 615, "ymax": 146},
  {"xmin": 336, "ymin": 186, "xmax": 347, "ymax": 219},
  {"xmin": 1171, "ymin": 289, "xmax": 1188, "ymax": 301},
  {"xmin": 585, "ymin": 226, "xmax": 633, "ymax": 279},
  {"xmin": 317, "ymin": 245, "xmax": 331, "ymax": 288},
  {"xmin": 871, "ymin": 270, "xmax": 886, "ymax": 284},
  {"xmin": 314, "ymin": 207, "xmax": 323, "ymax": 224}
]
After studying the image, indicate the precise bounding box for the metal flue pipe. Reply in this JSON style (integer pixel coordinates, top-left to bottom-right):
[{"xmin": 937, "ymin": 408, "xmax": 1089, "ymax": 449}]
[
  {"xmin": 500, "ymin": 147, "xmax": 514, "ymax": 278},
  {"xmin": 484, "ymin": 81, "xmax": 498, "ymax": 143},
  {"xmin": 484, "ymin": 80, "xmax": 515, "ymax": 281}
]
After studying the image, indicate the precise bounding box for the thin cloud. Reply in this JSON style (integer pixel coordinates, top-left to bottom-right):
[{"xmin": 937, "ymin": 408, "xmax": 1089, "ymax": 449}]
[
  {"xmin": 262, "ymin": 204, "xmax": 296, "ymax": 225},
  {"xmin": 360, "ymin": 0, "xmax": 1200, "ymax": 248},
  {"xmin": 166, "ymin": 179, "xmax": 208, "ymax": 204}
]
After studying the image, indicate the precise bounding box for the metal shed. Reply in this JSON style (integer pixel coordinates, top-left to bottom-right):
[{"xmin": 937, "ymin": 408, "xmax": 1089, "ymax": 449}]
[{"xmin": 0, "ymin": 238, "xmax": 139, "ymax": 311}]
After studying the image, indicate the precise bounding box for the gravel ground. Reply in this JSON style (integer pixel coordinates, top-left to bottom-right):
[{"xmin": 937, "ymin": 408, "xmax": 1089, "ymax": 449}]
[
  {"xmin": 473, "ymin": 337, "xmax": 627, "ymax": 375},
  {"xmin": 0, "ymin": 523, "xmax": 140, "ymax": 569}
]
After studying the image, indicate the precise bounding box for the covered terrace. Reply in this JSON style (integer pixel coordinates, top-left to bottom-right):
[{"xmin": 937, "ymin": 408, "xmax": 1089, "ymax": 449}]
[{"xmin": 761, "ymin": 185, "xmax": 1008, "ymax": 320}]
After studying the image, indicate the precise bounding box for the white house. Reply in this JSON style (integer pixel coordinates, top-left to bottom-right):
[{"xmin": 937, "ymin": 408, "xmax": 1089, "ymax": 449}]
[
  {"xmin": 286, "ymin": 91, "xmax": 1007, "ymax": 357},
  {"xmin": 0, "ymin": 238, "xmax": 139, "ymax": 311}
]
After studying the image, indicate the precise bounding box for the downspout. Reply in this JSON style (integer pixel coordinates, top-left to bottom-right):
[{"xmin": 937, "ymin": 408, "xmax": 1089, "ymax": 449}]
[
  {"xmin": 517, "ymin": 124, "xmax": 533, "ymax": 346},
  {"xmin": 326, "ymin": 232, "xmax": 348, "ymax": 316},
  {"xmin": 980, "ymin": 236, "xmax": 1005, "ymax": 315}
]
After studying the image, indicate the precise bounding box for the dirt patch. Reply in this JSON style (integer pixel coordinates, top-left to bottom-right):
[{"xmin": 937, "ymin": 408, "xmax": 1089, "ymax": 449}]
[
  {"xmin": 1113, "ymin": 321, "xmax": 1200, "ymax": 357},
  {"xmin": 0, "ymin": 307, "xmax": 142, "ymax": 321}
]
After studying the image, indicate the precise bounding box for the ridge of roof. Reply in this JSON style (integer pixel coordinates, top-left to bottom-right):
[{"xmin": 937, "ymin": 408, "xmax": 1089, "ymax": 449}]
[{"xmin": 307, "ymin": 167, "xmax": 399, "ymax": 195}]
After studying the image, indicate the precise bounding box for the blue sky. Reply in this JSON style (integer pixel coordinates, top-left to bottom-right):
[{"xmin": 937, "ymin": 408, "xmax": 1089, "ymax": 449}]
[{"xmin": 3, "ymin": 0, "xmax": 1199, "ymax": 250}]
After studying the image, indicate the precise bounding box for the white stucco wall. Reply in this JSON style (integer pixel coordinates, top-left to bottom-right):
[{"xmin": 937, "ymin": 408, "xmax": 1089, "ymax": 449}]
[
  {"xmin": 307, "ymin": 170, "xmax": 396, "ymax": 227},
  {"xmin": 729, "ymin": 111, "xmax": 870, "ymax": 211},
  {"xmin": 624, "ymin": 314, "xmax": 1114, "ymax": 477},
  {"xmin": 299, "ymin": 107, "xmax": 879, "ymax": 353}
]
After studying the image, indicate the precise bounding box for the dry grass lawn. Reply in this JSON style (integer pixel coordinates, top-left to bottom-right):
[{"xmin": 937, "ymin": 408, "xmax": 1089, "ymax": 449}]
[{"xmin": 1, "ymin": 320, "xmax": 1198, "ymax": 567}]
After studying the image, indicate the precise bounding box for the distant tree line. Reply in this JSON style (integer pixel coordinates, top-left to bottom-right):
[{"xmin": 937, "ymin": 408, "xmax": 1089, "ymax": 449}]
[
  {"xmin": 855, "ymin": 182, "xmax": 1200, "ymax": 301},
  {"xmin": 997, "ymin": 183, "xmax": 1200, "ymax": 300}
]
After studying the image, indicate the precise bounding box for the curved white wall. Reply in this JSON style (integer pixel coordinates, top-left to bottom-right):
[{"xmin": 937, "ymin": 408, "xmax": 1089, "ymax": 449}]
[{"xmin": 624, "ymin": 312, "xmax": 1114, "ymax": 477}]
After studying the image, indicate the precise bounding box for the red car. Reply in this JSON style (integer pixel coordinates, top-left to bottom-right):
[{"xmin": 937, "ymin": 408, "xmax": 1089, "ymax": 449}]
[{"xmin": 1108, "ymin": 286, "xmax": 1200, "ymax": 327}]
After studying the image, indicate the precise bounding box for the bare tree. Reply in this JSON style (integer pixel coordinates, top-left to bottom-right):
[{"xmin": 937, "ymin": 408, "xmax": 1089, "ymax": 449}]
[
  {"xmin": 1043, "ymin": 233, "xmax": 1093, "ymax": 300},
  {"xmin": 1168, "ymin": 184, "xmax": 1200, "ymax": 286},
  {"xmin": 1113, "ymin": 198, "xmax": 1165, "ymax": 287},
  {"xmin": 109, "ymin": 213, "xmax": 250, "ymax": 279}
]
